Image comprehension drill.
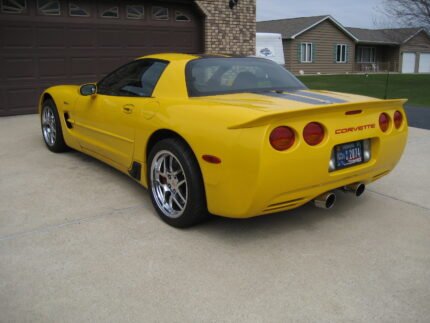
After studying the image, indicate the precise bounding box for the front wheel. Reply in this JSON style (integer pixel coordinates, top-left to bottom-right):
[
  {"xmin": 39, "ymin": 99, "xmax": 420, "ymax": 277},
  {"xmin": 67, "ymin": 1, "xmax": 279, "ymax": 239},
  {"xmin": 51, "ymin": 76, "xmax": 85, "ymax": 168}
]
[
  {"xmin": 41, "ymin": 99, "xmax": 68, "ymax": 153},
  {"xmin": 147, "ymin": 138, "xmax": 209, "ymax": 228}
]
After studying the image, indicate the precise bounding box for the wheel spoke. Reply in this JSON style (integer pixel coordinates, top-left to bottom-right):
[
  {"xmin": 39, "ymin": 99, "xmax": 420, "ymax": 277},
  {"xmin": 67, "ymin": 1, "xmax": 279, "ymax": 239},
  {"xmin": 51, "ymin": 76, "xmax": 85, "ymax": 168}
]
[
  {"xmin": 172, "ymin": 195, "xmax": 185, "ymax": 211},
  {"xmin": 176, "ymin": 190, "xmax": 186, "ymax": 204},
  {"xmin": 150, "ymin": 150, "xmax": 188, "ymax": 219}
]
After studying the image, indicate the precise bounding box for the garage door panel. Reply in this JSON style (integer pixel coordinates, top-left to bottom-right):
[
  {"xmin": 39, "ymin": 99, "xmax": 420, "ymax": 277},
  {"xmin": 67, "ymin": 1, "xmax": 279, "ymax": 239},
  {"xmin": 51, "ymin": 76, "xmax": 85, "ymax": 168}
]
[
  {"xmin": 5, "ymin": 88, "xmax": 39, "ymax": 115},
  {"xmin": 98, "ymin": 57, "xmax": 126, "ymax": 77},
  {"xmin": 123, "ymin": 29, "xmax": 151, "ymax": 48},
  {"xmin": 0, "ymin": 90, "xmax": 5, "ymax": 116},
  {"xmin": 69, "ymin": 27, "xmax": 96, "ymax": 48},
  {"xmin": 4, "ymin": 58, "xmax": 36, "ymax": 80},
  {"xmin": 152, "ymin": 31, "xmax": 172, "ymax": 47},
  {"xmin": 97, "ymin": 29, "xmax": 122, "ymax": 48},
  {"xmin": 70, "ymin": 57, "xmax": 97, "ymax": 78},
  {"xmin": 402, "ymin": 53, "xmax": 416, "ymax": 73},
  {"xmin": 172, "ymin": 30, "xmax": 193, "ymax": 47},
  {"xmin": 39, "ymin": 58, "xmax": 67, "ymax": 78},
  {"xmin": 1, "ymin": 25, "xmax": 34, "ymax": 48},
  {"xmin": 37, "ymin": 27, "xmax": 67, "ymax": 48},
  {"xmin": 419, "ymin": 53, "xmax": 430, "ymax": 73}
]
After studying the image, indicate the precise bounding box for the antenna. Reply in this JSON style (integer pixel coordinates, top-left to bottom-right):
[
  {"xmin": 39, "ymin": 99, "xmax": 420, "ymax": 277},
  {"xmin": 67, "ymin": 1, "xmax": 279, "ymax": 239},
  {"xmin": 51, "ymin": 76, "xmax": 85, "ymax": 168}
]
[{"xmin": 383, "ymin": 65, "xmax": 390, "ymax": 100}]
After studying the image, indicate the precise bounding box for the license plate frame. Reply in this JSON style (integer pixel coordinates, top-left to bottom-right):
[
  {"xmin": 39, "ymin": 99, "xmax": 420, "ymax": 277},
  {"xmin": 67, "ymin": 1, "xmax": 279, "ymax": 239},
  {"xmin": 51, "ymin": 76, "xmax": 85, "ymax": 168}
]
[{"xmin": 334, "ymin": 141, "xmax": 364, "ymax": 170}]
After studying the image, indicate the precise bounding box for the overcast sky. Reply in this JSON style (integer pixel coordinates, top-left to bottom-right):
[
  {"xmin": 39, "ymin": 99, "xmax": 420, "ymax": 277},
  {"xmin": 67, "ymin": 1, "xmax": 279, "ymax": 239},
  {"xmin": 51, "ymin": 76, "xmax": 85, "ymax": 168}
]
[{"xmin": 256, "ymin": 0, "xmax": 387, "ymax": 28}]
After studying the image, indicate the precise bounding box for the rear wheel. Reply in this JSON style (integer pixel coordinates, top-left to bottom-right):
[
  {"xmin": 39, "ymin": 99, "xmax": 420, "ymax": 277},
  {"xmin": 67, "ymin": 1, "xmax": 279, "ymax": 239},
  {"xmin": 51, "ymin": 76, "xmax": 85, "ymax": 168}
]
[
  {"xmin": 148, "ymin": 138, "xmax": 209, "ymax": 228},
  {"xmin": 41, "ymin": 99, "xmax": 68, "ymax": 153}
]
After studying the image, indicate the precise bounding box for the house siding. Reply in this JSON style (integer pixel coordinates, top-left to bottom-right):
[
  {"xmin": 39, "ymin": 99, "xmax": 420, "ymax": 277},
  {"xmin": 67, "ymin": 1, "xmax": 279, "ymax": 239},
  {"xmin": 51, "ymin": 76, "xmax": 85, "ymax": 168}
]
[{"xmin": 284, "ymin": 20, "xmax": 355, "ymax": 74}]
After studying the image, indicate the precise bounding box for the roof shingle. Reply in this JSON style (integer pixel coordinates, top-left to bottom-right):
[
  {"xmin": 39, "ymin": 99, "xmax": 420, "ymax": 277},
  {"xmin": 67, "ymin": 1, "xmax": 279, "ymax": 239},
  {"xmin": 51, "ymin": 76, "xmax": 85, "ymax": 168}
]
[{"xmin": 257, "ymin": 15, "xmax": 426, "ymax": 45}]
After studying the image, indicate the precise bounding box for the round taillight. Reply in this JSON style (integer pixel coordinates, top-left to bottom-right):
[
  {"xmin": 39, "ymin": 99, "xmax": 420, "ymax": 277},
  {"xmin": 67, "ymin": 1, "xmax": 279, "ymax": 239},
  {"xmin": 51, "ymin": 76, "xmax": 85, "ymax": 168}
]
[
  {"xmin": 270, "ymin": 126, "xmax": 295, "ymax": 151},
  {"xmin": 394, "ymin": 111, "xmax": 403, "ymax": 129},
  {"xmin": 303, "ymin": 122, "xmax": 325, "ymax": 146},
  {"xmin": 379, "ymin": 113, "xmax": 390, "ymax": 132}
]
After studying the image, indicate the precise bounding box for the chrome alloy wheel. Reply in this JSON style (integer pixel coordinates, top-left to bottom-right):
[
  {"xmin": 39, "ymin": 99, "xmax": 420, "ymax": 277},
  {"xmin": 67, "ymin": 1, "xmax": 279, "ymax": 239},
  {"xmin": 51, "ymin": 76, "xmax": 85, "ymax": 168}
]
[
  {"xmin": 150, "ymin": 150, "xmax": 188, "ymax": 218},
  {"xmin": 42, "ymin": 105, "xmax": 57, "ymax": 146}
]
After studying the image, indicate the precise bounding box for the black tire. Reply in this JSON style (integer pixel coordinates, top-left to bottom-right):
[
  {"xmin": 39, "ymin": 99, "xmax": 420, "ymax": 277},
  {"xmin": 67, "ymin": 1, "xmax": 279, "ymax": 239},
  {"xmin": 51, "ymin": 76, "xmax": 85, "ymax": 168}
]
[
  {"xmin": 40, "ymin": 99, "xmax": 69, "ymax": 153},
  {"xmin": 147, "ymin": 138, "xmax": 209, "ymax": 228}
]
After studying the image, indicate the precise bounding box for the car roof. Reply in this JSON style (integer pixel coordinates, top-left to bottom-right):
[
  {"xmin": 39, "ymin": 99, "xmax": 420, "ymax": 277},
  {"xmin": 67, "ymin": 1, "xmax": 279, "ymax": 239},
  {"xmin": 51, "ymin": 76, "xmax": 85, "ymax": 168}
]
[{"xmin": 137, "ymin": 53, "xmax": 247, "ymax": 62}]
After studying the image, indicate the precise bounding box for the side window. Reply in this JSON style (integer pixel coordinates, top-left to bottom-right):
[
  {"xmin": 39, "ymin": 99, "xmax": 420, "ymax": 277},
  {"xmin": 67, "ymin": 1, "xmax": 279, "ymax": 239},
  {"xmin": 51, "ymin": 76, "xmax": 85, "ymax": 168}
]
[{"xmin": 97, "ymin": 60, "xmax": 168, "ymax": 97}]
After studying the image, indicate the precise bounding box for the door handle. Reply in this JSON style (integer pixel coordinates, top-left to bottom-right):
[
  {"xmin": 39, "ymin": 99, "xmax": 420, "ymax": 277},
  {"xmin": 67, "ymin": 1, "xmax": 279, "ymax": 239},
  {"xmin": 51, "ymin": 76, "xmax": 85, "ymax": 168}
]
[{"xmin": 122, "ymin": 104, "xmax": 134, "ymax": 114}]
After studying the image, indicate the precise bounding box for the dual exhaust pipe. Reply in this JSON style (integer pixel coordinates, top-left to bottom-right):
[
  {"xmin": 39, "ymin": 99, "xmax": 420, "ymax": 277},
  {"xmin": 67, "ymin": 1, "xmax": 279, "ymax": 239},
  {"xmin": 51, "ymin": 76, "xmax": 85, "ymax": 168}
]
[{"xmin": 313, "ymin": 183, "xmax": 366, "ymax": 209}]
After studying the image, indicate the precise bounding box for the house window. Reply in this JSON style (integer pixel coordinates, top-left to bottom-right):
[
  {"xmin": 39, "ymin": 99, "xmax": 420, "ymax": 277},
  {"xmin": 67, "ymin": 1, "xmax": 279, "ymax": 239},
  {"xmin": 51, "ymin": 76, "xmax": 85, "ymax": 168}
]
[
  {"xmin": 37, "ymin": 0, "xmax": 61, "ymax": 15},
  {"xmin": 1, "ymin": 0, "xmax": 26, "ymax": 14},
  {"xmin": 357, "ymin": 47, "xmax": 376, "ymax": 63},
  {"xmin": 175, "ymin": 10, "xmax": 190, "ymax": 22},
  {"xmin": 69, "ymin": 2, "xmax": 89, "ymax": 17},
  {"xmin": 101, "ymin": 6, "xmax": 118, "ymax": 18},
  {"xmin": 127, "ymin": 5, "xmax": 144, "ymax": 19},
  {"xmin": 152, "ymin": 6, "xmax": 168, "ymax": 20},
  {"xmin": 300, "ymin": 43, "xmax": 313, "ymax": 63},
  {"xmin": 336, "ymin": 44, "xmax": 347, "ymax": 63}
]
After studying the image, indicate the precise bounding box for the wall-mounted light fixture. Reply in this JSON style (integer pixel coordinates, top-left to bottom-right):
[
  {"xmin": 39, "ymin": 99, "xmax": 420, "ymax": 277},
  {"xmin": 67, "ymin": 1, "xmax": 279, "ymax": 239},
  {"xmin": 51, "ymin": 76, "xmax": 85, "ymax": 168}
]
[{"xmin": 229, "ymin": 0, "xmax": 239, "ymax": 9}]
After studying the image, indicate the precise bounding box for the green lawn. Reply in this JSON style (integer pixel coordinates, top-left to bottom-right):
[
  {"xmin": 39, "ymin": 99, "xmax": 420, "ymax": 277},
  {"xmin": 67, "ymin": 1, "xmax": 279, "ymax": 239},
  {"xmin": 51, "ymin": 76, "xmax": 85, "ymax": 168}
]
[{"xmin": 298, "ymin": 74, "xmax": 430, "ymax": 107}]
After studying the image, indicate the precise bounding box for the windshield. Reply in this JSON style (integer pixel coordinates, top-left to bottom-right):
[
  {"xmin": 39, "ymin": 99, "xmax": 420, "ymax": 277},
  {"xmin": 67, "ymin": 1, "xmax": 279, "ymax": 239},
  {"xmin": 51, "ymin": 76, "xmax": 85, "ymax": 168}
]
[{"xmin": 186, "ymin": 57, "xmax": 307, "ymax": 97}]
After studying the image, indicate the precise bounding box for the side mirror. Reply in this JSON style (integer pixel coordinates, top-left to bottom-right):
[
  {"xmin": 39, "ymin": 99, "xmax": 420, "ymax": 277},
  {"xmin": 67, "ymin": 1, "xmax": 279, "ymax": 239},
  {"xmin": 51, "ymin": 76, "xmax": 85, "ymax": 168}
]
[{"xmin": 80, "ymin": 84, "xmax": 97, "ymax": 96}]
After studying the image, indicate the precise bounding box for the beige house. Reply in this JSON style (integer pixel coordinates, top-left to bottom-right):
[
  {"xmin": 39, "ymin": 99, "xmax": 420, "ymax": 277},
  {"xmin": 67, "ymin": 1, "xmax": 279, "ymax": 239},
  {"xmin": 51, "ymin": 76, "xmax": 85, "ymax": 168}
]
[{"xmin": 257, "ymin": 15, "xmax": 430, "ymax": 75}]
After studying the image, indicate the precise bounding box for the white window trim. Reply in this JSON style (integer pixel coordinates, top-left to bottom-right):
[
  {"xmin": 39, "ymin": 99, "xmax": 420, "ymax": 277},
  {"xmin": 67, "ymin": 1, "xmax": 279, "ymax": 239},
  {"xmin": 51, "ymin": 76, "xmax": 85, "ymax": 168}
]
[
  {"xmin": 69, "ymin": 3, "xmax": 90, "ymax": 17},
  {"xmin": 100, "ymin": 6, "xmax": 119, "ymax": 19},
  {"xmin": 357, "ymin": 46, "xmax": 376, "ymax": 63},
  {"xmin": 152, "ymin": 6, "xmax": 169, "ymax": 21},
  {"xmin": 126, "ymin": 5, "xmax": 145, "ymax": 20},
  {"xmin": 1, "ymin": 0, "xmax": 27, "ymax": 14},
  {"xmin": 336, "ymin": 44, "xmax": 347, "ymax": 63},
  {"xmin": 37, "ymin": 0, "xmax": 61, "ymax": 16},
  {"xmin": 300, "ymin": 42, "xmax": 313, "ymax": 63}
]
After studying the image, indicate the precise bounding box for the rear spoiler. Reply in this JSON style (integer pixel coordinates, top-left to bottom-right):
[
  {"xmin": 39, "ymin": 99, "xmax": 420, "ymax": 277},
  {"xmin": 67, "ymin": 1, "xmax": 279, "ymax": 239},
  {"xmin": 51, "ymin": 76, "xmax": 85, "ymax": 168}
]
[{"xmin": 228, "ymin": 99, "xmax": 407, "ymax": 129}]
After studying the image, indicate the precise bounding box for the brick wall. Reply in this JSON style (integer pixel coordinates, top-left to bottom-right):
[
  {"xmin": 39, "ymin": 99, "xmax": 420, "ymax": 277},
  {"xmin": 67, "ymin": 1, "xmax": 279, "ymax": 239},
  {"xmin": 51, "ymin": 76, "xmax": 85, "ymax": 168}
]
[{"xmin": 195, "ymin": 0, "xmax": 256, "ymax": 56}]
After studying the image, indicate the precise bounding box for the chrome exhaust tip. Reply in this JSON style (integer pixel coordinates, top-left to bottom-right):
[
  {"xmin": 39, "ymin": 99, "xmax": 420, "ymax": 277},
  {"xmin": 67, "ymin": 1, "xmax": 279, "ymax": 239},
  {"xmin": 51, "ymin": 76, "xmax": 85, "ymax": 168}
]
[
  {"xmin": 343, "ymin": 183, "xmax": 366, "ymax": 197},
  {"xmin": 313, "ymin": 192, "xmax": 336, "ymax": 209}
]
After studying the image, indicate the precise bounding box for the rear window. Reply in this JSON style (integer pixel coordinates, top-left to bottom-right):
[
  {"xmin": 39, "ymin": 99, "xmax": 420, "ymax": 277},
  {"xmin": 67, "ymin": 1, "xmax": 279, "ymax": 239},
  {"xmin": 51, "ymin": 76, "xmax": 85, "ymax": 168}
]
[{"xmin": 186, "ymin": 57, "xmax": 307, "ymax": 97}]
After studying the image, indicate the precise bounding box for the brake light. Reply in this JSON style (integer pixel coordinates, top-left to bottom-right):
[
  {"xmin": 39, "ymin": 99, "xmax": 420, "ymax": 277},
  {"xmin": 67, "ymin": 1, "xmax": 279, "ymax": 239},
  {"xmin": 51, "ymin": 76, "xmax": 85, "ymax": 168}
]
[
  {"xmin": 379, "ymin": 113, "xmax": 390, "ymax": 132},
  {"xmin": 270, "ymin": 126, "xmax": 295, "ymax": 151},
  {"xmin": 303, "ymin": 122, "xmax": 325, "ymax": 146},
  {"xmin": 394, "ymin": 111, "xmax": 403, "ymax": 129}
]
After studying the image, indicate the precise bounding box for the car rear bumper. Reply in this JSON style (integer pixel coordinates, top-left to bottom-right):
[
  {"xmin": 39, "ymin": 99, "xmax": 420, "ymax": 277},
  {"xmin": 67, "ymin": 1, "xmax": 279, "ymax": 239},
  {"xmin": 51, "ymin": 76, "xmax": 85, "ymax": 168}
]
[{"xmin": 205, "ymin": 124, "xmax": 408, "ymax": 218}]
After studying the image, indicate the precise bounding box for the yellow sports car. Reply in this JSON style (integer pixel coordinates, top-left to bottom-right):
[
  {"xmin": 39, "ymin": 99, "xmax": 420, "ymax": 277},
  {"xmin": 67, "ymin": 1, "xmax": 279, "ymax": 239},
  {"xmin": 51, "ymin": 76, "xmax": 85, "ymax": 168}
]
[{"xmin": 39, "ymin": 53, "xmax": 408, "ymax": 227}]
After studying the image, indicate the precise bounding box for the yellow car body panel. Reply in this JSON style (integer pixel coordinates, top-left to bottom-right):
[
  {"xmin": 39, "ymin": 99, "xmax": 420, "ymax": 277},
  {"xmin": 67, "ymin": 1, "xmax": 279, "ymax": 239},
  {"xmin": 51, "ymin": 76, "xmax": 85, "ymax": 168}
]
[{"xmin": 39, "ymin": 53, "xmax": 408, "ymax": 218}]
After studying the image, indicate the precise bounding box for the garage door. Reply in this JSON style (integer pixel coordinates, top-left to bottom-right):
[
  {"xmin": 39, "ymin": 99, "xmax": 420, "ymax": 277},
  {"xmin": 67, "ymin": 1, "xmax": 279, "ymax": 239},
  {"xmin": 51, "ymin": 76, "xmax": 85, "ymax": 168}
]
[
  {"xmin": 418, "ymin": 53, "xmax": 430, "ymax": 73},
  {"xmin": 402, "ymin": 52, "xmax": 416, "ymax": 73},
  {"xmin": 0, "ymin": 0, "xmax": 203, "ymax": 116}
]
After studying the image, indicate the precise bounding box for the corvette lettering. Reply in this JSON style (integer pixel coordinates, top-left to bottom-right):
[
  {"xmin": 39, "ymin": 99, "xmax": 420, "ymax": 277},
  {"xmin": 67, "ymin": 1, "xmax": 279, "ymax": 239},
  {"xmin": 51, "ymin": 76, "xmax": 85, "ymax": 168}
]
[{"xmin": 335, "ymin": 124, "xmax": 376, "ymax": 134}]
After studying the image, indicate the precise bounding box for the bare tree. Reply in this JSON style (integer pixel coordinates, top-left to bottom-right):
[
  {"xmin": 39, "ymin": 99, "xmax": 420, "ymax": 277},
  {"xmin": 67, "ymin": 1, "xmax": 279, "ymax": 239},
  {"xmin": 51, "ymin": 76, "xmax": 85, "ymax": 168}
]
[{"xmin": 379, "ymin": 0, "xmax": 430, "ymax": 30}]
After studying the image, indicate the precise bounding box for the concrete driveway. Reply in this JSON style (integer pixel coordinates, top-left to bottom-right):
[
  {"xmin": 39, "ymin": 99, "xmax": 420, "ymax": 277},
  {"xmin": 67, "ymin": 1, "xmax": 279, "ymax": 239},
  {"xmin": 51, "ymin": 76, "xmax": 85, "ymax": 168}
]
[{"xmin": 1, "ymin": 115, "xmax": 429, "ymax": 322}]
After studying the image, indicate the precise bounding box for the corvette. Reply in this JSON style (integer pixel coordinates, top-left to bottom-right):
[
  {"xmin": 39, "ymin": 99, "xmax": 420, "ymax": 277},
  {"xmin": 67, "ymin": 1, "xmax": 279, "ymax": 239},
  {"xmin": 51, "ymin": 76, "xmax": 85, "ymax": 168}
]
[{"xmin": 39, "ymin": 53, "xmax": 408, "ymax": 227}]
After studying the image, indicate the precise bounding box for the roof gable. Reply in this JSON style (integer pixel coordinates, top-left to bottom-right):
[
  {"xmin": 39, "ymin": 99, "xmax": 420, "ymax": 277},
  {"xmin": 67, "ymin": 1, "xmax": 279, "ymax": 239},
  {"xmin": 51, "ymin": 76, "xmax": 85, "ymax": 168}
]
[
  {"xmin": 346, "ymin": 27, "xmax": 427, "ymax": 44},
  {"xmin": 257, "ymin": 15, "xmax": 358, "ymax": 41}
]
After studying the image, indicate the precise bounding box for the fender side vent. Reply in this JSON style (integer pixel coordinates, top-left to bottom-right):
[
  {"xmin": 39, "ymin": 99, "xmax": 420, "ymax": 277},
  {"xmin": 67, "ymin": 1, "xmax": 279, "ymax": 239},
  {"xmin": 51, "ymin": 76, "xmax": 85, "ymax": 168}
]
[
  {"xmin": 129, "ymin": 161, "xmax": 142, "ymax": 181},
  {"xmin": 64, "ymin": 112, "xmax": 73, "ymax": 129}
]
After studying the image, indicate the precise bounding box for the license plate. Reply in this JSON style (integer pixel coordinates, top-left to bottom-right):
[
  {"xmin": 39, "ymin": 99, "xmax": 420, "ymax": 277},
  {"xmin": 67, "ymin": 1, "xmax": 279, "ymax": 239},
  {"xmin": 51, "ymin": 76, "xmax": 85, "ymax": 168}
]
[{"xmin": 335, "ymin": 141, "xmax": 364, "ymax": 170}]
